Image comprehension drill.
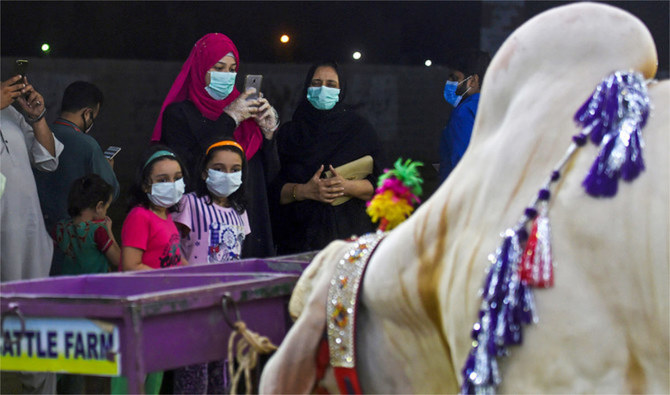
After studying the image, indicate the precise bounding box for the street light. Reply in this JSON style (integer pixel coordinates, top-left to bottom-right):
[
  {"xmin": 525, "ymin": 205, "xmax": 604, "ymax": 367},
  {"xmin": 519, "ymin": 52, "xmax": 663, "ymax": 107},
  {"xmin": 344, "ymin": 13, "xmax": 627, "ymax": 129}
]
[
  {"xmin": 425, "ymin": 59, "xmax": 432, "ymax": 67},
  {"xmin": 353, "ymin": 51, "xmax": 362, "ymax": 60},
  {"xmin": 280, "ymin": 34, "xmax": 290, "ymax": 44}
]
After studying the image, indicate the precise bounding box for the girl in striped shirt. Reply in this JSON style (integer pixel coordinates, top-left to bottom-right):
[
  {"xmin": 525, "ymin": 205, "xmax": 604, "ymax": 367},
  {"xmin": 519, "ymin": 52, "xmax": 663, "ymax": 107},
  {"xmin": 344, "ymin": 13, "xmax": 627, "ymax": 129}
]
[{"xmin": 174, "ymin": 139, "xmax": 250, "ymax": 264}]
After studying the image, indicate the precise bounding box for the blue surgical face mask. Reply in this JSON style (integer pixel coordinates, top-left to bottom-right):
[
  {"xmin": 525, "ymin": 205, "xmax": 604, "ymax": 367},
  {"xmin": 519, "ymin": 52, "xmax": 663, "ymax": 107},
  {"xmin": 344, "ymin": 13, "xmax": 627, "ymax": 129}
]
[
  {"xmin": 306, "ymin": 86, "xmax": 340, "ymax": 110},
  {"xmin": 206, "ymin": 169, "xmax": 242, "ymax": 198},
  {"xmin": 443, "ymin": 76, "xmax": 472, "ymax": 107},
  {"xmin": 206, "ymin": 71, "xmax": 237, "ymax": 100},
  {"xmin": 147, "ymin": 178, "xmax": 185, "ymax": 208}
]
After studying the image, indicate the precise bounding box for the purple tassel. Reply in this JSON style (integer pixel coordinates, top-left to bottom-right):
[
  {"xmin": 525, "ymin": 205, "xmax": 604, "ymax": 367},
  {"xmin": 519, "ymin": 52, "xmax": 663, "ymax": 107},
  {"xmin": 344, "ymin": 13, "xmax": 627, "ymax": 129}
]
[
  {"xmin": 620, "ymin": 119, "xmax": 645, "ymax": 181},
  {"xmin": 461, "ymin": 230, "xmax": 536, "ymax": 394},
  {"xmin": 575, "ymin": 72, "xmax": 650, "ymax": 198},
  {"xmin": 583, "ymin": 134, "xmax": 620, "ymax": 196},
  {"xmin": 462, "ymin": 71, "xmax": 652, "ymax": 394}
]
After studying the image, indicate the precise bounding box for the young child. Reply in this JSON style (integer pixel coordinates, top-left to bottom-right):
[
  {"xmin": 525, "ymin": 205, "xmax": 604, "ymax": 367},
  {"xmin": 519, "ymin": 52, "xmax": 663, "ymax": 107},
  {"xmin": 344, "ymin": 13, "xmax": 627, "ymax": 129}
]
[
  {"xmin": 112, "ymin": 146, "xmax": 189, "ymax": 394},
  {"xmin": 171, "ymin": 139, "xmax": 250, "ymax": 394},
  {"xmin": 173, "ymin": 139, "xmax": 250, "ymax": 265},
  {"xmin": 53, "ymin": 174, "xmax": 120, "ymax": 274},
  {"xmin": 120, "ymin": 146, "xmax": 189, "ymax": 271}
]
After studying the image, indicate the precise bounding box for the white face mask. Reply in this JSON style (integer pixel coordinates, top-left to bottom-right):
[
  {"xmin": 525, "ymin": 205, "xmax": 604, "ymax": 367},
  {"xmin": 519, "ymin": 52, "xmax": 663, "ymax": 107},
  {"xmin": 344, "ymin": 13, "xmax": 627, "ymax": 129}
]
[
  {"xmin": 147, "ymin": 178, "xmax": 185, "ymax": 208},
  {"xmin": 206, "ymin": 168, "xmax": 242, "ymax": 198}
]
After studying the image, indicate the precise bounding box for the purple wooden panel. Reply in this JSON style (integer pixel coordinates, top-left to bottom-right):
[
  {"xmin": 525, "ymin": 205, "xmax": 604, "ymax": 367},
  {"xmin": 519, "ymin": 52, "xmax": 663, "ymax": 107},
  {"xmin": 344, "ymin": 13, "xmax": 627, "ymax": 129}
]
[
  {"xmin": 0, "ymin": 273, "xmax": 268, "ymax": 297},
  {"xmin": 1, "ymin": 276, "xmax": 297, "ymax": 318},
  {"xmin": 131, "ymin": 258, "xmax": 311, "ymax": 276},
  {"xmin": 139, "ymin": 297, "xmax": 291, "ymax": 371},
  {"xmin": 0, "ymin": 298, "xmax": 126, "ymax": 318},
  {"xmin": 0, "ymin": 257, "xmax": 308, "ymax": 392}
]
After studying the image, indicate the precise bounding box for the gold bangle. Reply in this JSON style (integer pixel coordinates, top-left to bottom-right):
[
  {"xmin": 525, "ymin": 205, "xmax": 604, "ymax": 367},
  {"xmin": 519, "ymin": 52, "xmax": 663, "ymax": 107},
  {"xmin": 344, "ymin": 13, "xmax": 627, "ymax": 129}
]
[{"xmin": 292, "ymin": 184, "xmax": 298, "ymax": 201}]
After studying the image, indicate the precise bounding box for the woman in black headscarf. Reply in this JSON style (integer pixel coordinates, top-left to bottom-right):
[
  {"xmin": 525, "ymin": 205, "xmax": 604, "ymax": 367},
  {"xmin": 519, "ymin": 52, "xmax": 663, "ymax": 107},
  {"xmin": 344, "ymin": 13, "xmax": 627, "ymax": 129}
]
[{"xmin": 270, "ymin": 61, "xmax": 382, "ymax": 254}]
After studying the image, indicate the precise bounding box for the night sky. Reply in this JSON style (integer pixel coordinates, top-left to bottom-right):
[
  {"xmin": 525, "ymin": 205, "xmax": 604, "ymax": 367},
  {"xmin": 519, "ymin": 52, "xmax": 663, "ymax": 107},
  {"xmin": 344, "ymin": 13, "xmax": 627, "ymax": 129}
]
[
  {"xmin": 2, "ymin": 1, "xmax": 667, "ymax": 69},
  {"xmin": 2, "ymin": 1, "xmax": 479, "ymax": 65}
]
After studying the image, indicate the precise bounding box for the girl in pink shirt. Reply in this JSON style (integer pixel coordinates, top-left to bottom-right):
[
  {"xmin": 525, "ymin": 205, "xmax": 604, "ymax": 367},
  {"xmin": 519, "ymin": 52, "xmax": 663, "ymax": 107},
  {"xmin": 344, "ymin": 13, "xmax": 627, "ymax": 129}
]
[
  {"xmin": 113, "ymin": 147, "xmax": 189, "ymax": 393},
  {"xmin": 121, "ymin": 146, "xmax": 189, "ymax": 271}
]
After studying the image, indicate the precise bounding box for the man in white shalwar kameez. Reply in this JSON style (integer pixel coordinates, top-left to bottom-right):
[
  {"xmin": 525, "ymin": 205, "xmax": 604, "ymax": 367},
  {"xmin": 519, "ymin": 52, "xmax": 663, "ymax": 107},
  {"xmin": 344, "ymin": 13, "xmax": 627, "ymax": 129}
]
[{"xmin": 0, "ymin": 75, "xmax": 64, "ymax": 393}]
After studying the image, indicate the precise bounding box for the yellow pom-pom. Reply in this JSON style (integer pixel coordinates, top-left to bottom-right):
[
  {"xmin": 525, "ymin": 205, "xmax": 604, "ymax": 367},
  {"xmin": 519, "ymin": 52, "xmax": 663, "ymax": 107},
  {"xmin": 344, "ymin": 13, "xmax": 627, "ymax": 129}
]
[{"xmin": 366, "ymin": 190, "xmax": 415, "ymax": 230}]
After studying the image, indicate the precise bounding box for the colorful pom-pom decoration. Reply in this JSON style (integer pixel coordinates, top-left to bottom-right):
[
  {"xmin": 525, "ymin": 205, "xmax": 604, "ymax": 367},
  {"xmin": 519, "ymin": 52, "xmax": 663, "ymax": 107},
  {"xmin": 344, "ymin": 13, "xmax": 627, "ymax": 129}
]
[{"xmin": 366, "ymin": 158, "xmax": 423, "ymax": 231}]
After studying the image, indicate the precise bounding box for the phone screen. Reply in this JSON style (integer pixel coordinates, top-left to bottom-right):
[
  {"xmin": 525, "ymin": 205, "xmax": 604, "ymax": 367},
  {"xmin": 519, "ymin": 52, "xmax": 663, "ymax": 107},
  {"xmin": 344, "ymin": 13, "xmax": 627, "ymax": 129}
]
[
  {"xmin": 104, "ymin": 146, "xmax": 121, "ymax": 160},
  {"xmin": 15, "ymin": 60, "xmax": 29, "ymax": 77},
  {"xmin": 244, "ymin": 75, "xmax": 263, "ymax": 101}
]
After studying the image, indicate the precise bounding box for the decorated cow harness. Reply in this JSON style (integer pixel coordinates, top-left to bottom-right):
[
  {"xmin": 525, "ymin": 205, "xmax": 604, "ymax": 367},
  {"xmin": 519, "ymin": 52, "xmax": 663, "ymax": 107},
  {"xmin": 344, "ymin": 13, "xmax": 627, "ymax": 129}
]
[{"xmin": 317, "ymin": 71, "xmax": 651, "ymax": 394}]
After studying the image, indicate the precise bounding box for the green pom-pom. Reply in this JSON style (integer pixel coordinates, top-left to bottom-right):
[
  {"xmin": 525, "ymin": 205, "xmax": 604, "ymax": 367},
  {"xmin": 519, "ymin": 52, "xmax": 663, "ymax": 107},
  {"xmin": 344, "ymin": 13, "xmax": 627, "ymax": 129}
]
[{"xmin": 378, "ymin": 158, "xmax": 424, "ymax": 196}]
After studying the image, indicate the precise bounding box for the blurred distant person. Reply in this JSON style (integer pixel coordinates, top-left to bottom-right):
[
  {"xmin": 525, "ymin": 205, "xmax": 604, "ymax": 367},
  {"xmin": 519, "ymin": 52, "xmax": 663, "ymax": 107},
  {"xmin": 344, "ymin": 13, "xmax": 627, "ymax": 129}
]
[
  {"xmin": 438, "ymin": 49, "xmax": 491, "ymax": 183},
  {"xmin": 0, "ymin": 74, "xmax": 62, "ymax": 393}
]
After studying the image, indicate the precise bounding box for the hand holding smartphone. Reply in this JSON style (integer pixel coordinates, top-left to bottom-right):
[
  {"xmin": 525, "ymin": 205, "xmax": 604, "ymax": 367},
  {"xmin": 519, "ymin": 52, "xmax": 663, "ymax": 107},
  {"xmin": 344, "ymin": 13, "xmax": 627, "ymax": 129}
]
[
  {"xmin": 243, "ymin": 74, "xmax": 263, "ymax": 101},
  {"xmin": 14, "ymin": 60, "xmax": 29, "ymax": 80},
  {"xmin": 104, "ymin": 146, "xmax": 122, "ymax": 160},
  {"xmin": 13, "ymin": 60, "xmax": 31, "ymax": 100}
]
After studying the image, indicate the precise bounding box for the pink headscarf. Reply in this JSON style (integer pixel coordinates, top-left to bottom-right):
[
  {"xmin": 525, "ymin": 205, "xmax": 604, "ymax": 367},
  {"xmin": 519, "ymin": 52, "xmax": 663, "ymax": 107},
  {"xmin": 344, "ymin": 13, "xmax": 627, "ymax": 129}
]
[{"xmin": 151, "ymin": 33, "xmax": 263, "ymax": 160}]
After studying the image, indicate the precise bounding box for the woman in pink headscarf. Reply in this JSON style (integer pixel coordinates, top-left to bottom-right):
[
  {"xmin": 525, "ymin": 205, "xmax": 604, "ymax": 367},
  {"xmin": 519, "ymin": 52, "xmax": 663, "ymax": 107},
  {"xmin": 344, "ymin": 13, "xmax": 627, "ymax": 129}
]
[
  {"xmin": 152, "ymin": 33, "xmax": 279, "ymax": 393},
  {"xmin": 153, "ymin": 33, "xmax": 278, "ymax": 261}
]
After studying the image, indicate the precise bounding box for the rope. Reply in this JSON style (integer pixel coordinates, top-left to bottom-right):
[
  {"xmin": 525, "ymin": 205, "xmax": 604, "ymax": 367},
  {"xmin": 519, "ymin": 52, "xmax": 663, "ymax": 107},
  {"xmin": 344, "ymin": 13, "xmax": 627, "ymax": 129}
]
[{"xmin": 227, "ymin": 321, "xmax": 278, "ymax": 395}]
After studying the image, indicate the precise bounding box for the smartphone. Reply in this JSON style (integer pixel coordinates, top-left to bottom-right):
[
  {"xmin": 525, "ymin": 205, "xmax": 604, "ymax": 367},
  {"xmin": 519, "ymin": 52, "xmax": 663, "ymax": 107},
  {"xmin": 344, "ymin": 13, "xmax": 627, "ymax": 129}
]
[
  {"xmin": 243, "ymin": 74, "xmax": 263, "ymax": 101},
  {"xmin": 103, "ymin": 146, "xmax": 122, "ymax": 160},
  {"xmin": 15, "ymin": 59, "xmax": 29, "ymax": 78}
]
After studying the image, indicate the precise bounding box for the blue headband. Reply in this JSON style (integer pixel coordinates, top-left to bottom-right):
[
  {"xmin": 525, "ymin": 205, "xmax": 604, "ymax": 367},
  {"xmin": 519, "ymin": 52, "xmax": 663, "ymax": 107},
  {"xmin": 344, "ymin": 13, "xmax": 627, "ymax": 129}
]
[{"xmin": 144, "ymin": 150, "xmax": 176, "ymax": 169}]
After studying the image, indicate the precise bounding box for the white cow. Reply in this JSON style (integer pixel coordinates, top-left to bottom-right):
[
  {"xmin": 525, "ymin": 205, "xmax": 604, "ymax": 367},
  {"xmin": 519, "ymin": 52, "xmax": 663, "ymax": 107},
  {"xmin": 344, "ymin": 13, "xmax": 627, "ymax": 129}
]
[{"xmin": 261, "ymin": 2, "xmax": 669, "ymax": 393}]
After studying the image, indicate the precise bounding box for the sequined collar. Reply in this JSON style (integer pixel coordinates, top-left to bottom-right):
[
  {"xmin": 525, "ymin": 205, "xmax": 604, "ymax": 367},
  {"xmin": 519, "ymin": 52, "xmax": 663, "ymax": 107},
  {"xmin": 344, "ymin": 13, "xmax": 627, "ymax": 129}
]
[{"xmin": 325, "ymin": 231, "xmax": 387, "ymax": 394}]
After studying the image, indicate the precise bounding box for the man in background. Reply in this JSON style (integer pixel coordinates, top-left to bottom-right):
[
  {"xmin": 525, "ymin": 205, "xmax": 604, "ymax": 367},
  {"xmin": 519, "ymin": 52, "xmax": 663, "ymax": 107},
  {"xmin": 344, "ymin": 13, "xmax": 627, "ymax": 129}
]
[
  {"xmin": 33, "ymin": 81, "xmax": 119, "ymax": 275},
  {"xmin": 1, "ymin": 74, "xmax": 62, "ymax": 394},
  {"xmin": 439, "ymin": 49, "xmax": 491, "ymax": 183}
]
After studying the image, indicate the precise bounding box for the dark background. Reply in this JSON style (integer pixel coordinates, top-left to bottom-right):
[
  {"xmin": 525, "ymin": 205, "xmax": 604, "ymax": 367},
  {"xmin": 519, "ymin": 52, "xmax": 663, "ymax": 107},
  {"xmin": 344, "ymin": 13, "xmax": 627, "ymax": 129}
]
[
  {"xmin": 1, "ymin": 1, "xmax": 668, "ymax": 243},
  {"xmin": 2, "ymin": 1, "xmax": 483, "ymax": 64},
  {"xmin": 2, "ymin": 1, "xmax": 668, "ymax": 69}
]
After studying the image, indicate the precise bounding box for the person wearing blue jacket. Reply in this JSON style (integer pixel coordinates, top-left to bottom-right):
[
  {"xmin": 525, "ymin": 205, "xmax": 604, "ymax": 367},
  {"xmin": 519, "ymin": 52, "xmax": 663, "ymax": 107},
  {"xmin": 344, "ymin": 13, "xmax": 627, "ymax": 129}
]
[{"xmin": 439, "ymin": 49, "xmax": 491, "ymax": 183}]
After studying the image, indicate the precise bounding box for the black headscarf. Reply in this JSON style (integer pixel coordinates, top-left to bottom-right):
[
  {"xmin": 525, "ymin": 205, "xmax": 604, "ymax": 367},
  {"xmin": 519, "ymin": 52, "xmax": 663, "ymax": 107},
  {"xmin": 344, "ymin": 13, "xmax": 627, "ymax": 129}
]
[
  {"xmin": 277, "ymin": 61, "xmax": 372, "ymax": 182},
  {"xmin": 270, "ymin": 61, "xmax": 382, "ymax": 254}
]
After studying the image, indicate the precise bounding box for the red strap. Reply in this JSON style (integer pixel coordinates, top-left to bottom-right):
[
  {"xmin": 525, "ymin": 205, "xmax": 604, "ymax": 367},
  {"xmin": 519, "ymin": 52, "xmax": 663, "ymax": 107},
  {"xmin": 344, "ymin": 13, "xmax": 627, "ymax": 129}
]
[
  {"xmin": 315, "ymin": 337, "xmax": 330, "ymax": 383},
  {"xmin": 315, "ymin": 336, "xmax": 364, "ymax": 394},
  {"xmin": 334, "ymin": 367, "xmax": 363, "ymax": 394},
  {"xmin": 53, "ymin": 119, "xmax": 83, "ymax": 133}
]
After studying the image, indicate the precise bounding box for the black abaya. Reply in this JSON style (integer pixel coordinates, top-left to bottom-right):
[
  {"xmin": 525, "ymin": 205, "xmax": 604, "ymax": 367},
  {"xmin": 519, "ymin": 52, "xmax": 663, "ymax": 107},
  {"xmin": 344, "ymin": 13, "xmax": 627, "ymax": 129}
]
[
  {"xmin": 161, "ymin": 100, "xmax": 278, "ymax": 258},
  {"xmin": 270, "ymin": 99, "xmax": 382, "ymax": 254}
]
